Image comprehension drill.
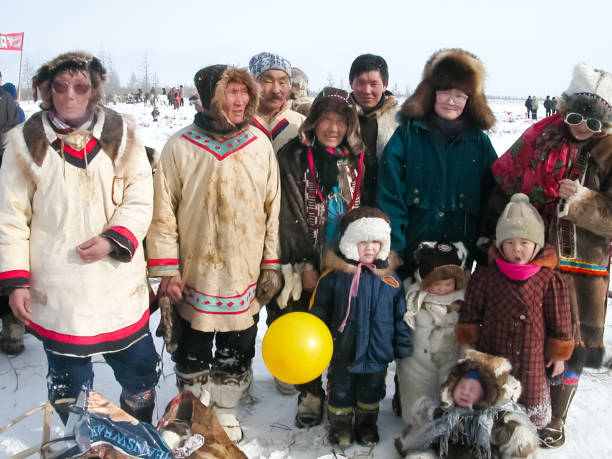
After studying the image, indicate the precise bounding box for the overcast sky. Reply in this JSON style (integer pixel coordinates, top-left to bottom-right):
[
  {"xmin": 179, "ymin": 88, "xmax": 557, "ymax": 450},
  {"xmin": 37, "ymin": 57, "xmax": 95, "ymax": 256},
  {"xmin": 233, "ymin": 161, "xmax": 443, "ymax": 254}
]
[{"xmin": 2, "ymin": 0, "xmax": 611, "ymax": 98}]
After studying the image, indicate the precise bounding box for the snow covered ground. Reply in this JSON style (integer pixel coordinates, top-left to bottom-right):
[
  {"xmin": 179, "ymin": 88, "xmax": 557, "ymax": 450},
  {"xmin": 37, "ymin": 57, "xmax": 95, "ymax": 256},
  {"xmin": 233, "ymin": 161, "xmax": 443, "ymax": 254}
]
[{"xmin": 1, "ymin": 99, "xmax": 611, "ymax": 458}]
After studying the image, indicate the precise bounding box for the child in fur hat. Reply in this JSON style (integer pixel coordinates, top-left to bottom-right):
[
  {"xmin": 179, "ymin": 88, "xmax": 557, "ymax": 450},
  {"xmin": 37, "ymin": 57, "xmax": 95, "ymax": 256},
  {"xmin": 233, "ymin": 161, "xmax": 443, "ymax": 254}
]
[
  {"xmin": 396, "ymin": 241, "xmax": 468, "ymax": 429},
  {"xmin": 395, "ymin": 350, "xmax": 538, "ymax": 459},
  {"xmin": 457, "ymin": 193, "xmax": 574, "ymax": 430},
  {"xmin": 309, "ymin": 206, "xmax": 413, "ymax": 448}
]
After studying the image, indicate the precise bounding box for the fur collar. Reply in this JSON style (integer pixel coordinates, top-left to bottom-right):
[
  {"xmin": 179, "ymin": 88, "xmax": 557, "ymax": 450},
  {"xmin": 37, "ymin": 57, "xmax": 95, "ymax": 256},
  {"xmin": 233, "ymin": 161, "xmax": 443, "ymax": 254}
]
[
  {"xmin": 351, "ymin": 92, "xmax": 399, "ymax": 119},
  {"xmin": 322, "ymin": 250, "xmax": 394, "ymax": 278},
  {"xmin": 22, "ymin": 105, "xmax": 124, "ymax": 166},
  {"xmin": 588, "ymin": 133, "xmax": 612, "ymax": 171}
]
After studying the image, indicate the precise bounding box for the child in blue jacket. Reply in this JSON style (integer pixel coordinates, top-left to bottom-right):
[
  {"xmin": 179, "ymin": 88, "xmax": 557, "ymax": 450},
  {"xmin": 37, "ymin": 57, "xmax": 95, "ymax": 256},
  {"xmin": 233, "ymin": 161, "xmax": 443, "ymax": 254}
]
[{"xmin": 309, "ymin": 206, "xmax": 413, "ymax": 447}]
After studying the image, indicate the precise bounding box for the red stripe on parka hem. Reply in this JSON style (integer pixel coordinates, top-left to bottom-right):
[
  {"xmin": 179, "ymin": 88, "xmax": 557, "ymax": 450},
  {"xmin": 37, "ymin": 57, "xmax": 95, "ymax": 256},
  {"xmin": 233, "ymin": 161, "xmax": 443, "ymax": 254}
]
[{"xmin": 27, "ymin": 309, "xmax": 150, "ymax": 345}]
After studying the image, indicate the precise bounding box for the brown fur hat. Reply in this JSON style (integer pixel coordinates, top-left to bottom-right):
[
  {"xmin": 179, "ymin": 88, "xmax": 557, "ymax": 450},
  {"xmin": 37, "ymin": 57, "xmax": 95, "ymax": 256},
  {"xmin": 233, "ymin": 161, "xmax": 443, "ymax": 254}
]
[
  {"xmin": 440, "ymin": 350, "xmax": 521, "ymax": 410},
  {"xmin": 299, "ymin": 86, "xmax": 363, "ymax": 155},
  {"xmin": 401, "ymin": 48, "xmax": 495, "ymax": 130},
  {"xmin": 194, "ymin": 65, "xmax": 259, "ymax": 134},
  {"xmin": 32, "ymin": 51, "xmax": 106, "ymax": 110}
]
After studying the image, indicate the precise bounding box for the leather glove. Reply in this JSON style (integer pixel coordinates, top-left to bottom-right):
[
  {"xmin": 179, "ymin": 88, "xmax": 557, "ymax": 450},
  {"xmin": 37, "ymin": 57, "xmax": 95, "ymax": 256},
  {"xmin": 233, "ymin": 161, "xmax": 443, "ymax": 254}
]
[
  {"xmin": 256, "ymin": 269, "xmax": 283, "ymax": 306},
  {"xmin": 155, "ymin": 295, "xmax": 183, "ymax": 354}
]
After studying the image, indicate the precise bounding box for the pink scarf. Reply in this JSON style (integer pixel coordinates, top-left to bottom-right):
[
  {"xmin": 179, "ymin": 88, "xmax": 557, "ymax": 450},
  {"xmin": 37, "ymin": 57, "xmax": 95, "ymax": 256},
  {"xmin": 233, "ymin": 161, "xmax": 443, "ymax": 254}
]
[
  {"xmin": 338, "ymin": 262, "xmax": 376, "ymax": 333},
  {"xmin": 495, "ymin": 257, "xmax": 541, "ymax": 280}
]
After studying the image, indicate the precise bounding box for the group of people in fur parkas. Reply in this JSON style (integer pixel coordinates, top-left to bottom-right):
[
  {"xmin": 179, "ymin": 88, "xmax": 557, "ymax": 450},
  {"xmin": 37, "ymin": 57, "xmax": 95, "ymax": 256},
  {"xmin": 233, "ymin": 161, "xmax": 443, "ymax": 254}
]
[{"xmin": 0, "ymin": 46, "xmax": 610, "ymax": 457}]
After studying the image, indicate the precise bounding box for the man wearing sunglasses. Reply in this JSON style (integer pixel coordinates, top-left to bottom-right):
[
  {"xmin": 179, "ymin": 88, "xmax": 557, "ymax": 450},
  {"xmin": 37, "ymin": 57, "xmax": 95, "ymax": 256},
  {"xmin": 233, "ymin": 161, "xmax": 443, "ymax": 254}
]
[
  {"xmin": 0, "ymin": 52, "xmax": 160, "ymax": 425},
  {"xmin": 487, "ymin": 63, "xmax": 612, "ymax": 449}
]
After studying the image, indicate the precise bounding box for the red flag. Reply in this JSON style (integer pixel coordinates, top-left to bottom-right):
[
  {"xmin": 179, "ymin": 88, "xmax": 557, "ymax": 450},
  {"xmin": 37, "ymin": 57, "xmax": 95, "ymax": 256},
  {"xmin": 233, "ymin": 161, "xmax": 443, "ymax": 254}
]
[{"xmin": 0, "ymin": 33, "xmax": 24, "ymax": 51}]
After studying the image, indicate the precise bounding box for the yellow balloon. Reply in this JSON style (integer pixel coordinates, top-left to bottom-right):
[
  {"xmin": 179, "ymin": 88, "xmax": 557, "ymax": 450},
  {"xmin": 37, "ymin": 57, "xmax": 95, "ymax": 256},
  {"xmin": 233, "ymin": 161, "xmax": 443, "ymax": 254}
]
[{"xmin": 262, "ymin": 312, "xmax": 333, "ymax": 385}]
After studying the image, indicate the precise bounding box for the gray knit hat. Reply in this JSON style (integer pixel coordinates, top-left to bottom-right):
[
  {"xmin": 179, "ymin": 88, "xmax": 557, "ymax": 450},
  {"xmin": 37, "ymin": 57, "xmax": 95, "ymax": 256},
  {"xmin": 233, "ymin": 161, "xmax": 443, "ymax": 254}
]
[
  {"xmin": 249, "ymin": 52, "xmax": 291, "ymax": 80},
  {"xmin": 495, "ymin": 193, "xmax": 545, "ymax": 252}
]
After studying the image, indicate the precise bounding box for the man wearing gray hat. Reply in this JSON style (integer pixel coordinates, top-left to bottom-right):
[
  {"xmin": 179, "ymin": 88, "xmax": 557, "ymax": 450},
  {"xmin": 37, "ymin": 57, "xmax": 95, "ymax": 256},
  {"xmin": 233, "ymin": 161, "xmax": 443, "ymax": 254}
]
[{"xmin": 249, "ymin": 52, "xmax": 305, "ymax": 153}]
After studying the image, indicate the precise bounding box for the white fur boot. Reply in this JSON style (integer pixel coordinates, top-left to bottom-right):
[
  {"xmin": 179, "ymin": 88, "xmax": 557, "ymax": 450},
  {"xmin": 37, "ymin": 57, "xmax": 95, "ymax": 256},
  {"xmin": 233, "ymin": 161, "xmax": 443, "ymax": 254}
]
[
  {"xmin": 175, "ymin": 368, "xmax": 211, "ymax": 407},
  {"xmin": 210, "ymin": 369, "xmax": 252, "ymax": 443}
]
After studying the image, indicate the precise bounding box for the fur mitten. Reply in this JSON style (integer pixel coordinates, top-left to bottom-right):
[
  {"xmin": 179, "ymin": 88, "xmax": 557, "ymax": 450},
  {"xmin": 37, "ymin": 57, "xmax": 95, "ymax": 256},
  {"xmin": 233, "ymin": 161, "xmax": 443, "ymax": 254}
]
[
  {"xmin": 256, "ymin": 269, "xmax": 282, "ymax": 306},
  {"xmin": 490, "ymin": 411, "xmax": 538, "ymax": 459},
  {"xmin": 155, "ymin": 295, "xmax": 183, "ymax": 353}
]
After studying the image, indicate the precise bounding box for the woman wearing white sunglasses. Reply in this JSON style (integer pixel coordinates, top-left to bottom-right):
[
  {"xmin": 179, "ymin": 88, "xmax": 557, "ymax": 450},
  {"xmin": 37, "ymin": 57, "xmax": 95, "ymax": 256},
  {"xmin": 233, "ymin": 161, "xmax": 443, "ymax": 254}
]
[{"xmin": 485, "ymin": 63, "xmax": 612, "ymax": 449}]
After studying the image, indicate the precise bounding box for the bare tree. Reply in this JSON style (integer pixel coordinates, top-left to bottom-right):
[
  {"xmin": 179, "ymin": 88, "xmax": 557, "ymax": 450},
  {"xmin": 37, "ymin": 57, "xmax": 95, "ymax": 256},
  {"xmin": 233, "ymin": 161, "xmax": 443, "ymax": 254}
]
[
  {"xmin": 140, "ymin": 52, "xmax": 151, "ymax": 93},
  {"xmin": 128, "ymin": 72, "xmax": 138, "ymax": 92}
]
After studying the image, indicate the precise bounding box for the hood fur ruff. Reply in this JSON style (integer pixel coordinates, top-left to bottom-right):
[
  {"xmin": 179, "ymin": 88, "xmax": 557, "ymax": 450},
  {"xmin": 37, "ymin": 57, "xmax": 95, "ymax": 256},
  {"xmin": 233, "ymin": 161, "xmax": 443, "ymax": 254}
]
[
  {"xmin": 32, "ymin": 51, "xmax": 106, "ymax": 111},
  {"xmin": 440, "ymin": 350, "xmax": 521, "ymax": 411},
  {"xmin": 402, "ymin": 48, "xmax": 496, "ymax": 130},
  {"xmin": 207, "ymin": 67, "xmax": 259, "ymax": 135},
  {"xmin": 339, "ymin": 217, "xmax": 391, "ymax": 261}
]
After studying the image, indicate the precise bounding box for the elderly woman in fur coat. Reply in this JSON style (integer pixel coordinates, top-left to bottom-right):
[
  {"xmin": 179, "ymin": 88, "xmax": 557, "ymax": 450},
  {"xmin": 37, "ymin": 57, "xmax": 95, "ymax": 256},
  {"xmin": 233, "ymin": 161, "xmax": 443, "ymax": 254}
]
[
  {"xmin": 275, "ymin": 87, "xmax": 365, "ymax": 428},
  {"xmin": 483, "ymin": 63, "xmax": 612, "ymax": 448}
]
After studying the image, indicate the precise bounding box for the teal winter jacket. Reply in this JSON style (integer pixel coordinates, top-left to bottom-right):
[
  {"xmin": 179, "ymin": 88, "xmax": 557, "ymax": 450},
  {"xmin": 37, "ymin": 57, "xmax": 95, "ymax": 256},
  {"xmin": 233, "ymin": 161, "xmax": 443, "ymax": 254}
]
[{"xmin": 377, "ymin": 118, "xmax": 497, "ymax": 272}]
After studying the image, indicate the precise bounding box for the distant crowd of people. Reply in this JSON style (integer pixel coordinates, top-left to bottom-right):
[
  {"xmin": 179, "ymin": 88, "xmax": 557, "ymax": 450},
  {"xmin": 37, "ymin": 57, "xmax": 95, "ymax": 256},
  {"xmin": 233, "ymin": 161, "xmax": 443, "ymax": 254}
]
[{"xmin": 525, "ymin": 95, "xmax": 559, "ymax": 119}]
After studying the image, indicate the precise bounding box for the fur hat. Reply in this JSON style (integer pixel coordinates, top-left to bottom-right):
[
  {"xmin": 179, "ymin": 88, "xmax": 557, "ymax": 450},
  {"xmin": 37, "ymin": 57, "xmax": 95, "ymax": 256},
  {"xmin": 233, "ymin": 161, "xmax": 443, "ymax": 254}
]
[
  {"xmin": 401, "ymin": 48, "xmax": 495, "ymax": 130},
  {"xmin": 560, "ymin": 63, "xmax": 612, "ymax": 134},
  {"xmin": 298, "ymin": 86, "xmax": 363, "ymax": 154},
  {"xmin": 339, "ymin": 206, "xmax": 391, "ymax": 262},
  {"xmin": 193, "ymin": 65, "xmax": 259, "ymax": 134},
  {"xmin": 495, "ymin": 193, "xmax": 545, "ymax": 253},
  {"xmin": 414, "ymin": 241, "xmax": 468, "ymax": 291},
  {"xmin": 440, "ymin": 350, "xmax": 521, "ymax": 410},
  {"xmin": 249, "ymin": 52, "xmax": 292, "ymax": 80},
  {"xmin": 32, "ymin": 51, "xmax": 106, "ymax": 110}
]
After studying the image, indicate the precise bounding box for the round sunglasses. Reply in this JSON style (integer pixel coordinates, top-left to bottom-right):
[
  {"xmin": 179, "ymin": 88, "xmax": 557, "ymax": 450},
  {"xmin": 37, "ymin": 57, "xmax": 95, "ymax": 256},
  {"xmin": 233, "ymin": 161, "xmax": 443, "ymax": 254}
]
[
  {"xmin": 564, "ymin": 112, "xmax": 602, "ymax": 133},
  {"xmin": 51, "ymin": 80, "xmax": 92, "ymax": 95}
]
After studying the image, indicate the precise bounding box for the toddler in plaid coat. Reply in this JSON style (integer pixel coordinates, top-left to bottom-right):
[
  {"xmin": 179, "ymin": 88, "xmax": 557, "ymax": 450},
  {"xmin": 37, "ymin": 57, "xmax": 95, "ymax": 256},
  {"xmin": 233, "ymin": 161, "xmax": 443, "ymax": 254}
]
[{"xmin": 456, "ymin": 193, "xmax": 574, "ymax": 428}]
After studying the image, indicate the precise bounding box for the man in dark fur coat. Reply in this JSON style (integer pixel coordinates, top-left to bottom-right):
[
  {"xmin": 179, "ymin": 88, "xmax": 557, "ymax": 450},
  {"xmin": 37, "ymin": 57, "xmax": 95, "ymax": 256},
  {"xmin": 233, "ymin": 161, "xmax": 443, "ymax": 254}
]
[{"xmin": 485, "ymin": 63, "xmax": 612, "ymax": 448}]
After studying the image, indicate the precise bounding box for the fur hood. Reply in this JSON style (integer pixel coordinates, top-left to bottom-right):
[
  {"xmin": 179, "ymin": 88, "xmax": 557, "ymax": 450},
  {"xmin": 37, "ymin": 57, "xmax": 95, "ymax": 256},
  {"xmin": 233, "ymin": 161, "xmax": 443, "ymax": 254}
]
[
  {"xmin": 32, "ymin": 51, "xmax": 106, "ymax": 111},
  {"xmin": 207, "ymin": 67, "xmax": 259, "ymax": 135},
  {"xmin": 440, "ymin": 350, "xmax": 521, "ymax": 410},
  {"xmin": 350, "ymin": 91, "xmax": 399, "ymax": 119},
  {"xmin": 298, "ymin": 87, "xmax": 363, "ymax": 155},
  {"xmin": 402, "ymin": 49, "xmax": 495, "ymax": 130}
]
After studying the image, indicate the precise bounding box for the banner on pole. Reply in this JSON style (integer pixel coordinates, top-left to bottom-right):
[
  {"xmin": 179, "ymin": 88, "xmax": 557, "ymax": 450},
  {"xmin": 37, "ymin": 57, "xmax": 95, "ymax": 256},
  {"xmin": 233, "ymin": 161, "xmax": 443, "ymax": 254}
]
[{"xmin": 0, "ymin": 33, "xmax": 24, "ymax": 51}]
